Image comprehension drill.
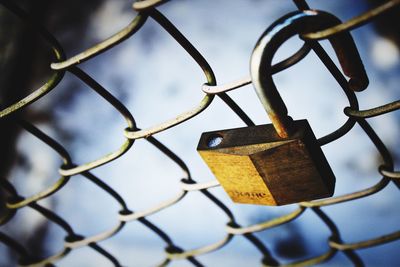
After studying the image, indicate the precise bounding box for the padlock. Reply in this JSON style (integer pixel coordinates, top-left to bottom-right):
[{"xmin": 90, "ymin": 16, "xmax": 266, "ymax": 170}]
[{"xmin": 197, "ymin": 10, "xmax": 368, "ymax": 205}]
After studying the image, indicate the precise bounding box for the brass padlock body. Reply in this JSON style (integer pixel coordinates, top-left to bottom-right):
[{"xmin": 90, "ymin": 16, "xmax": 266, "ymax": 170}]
[{"xmin": 197, "ymin": 120, "xmax": 335, "ymax": 205}]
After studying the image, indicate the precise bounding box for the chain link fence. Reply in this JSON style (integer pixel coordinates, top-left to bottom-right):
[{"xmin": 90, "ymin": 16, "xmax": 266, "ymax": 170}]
[{"xmin": 1, "ymin": 0, "xmax": 400, "ymax": 266}]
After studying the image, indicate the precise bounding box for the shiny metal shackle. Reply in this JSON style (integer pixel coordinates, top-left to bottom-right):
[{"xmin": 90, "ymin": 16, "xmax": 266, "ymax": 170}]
[{"xmin": 250, "ymin": 10, "xmax": 369, "ymax": 138}]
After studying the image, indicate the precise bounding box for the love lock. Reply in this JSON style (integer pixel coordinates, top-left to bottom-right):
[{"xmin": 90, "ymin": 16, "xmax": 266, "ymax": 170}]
[{"xmin": 197, "ymin": 10, "xmax": 368, "ymax": 206}]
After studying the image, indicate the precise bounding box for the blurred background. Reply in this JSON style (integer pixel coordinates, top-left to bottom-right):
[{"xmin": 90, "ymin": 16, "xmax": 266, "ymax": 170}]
[{"xmin": 0, "ymin": 0, "xmax": 399, "ymax": 266}]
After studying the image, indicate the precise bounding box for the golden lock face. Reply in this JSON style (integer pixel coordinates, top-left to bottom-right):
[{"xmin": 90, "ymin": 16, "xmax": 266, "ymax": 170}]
[{"xmin": 197, "ymin": 120, "xmax": 335, "ymax": 206}]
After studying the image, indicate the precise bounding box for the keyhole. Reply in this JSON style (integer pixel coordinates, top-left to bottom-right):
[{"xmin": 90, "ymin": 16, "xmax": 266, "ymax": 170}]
[{"xmin": 207, "ymin": 134, "xmax": 223, "ymax": 148}]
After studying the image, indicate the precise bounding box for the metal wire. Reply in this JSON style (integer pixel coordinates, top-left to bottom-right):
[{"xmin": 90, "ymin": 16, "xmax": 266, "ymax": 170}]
[
  {"xmin": 301, "ymin": 0, "xmax": 400, "ymax": 40},
  {"xmin": 0, "ymin": 0, "xmax": 399, "ymax": 266}
]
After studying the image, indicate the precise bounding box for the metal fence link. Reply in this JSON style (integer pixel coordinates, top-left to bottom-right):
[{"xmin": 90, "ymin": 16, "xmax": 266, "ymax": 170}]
[{"xmin": 1, "ymin": 0, "xmax": 399, "ymax": 266}]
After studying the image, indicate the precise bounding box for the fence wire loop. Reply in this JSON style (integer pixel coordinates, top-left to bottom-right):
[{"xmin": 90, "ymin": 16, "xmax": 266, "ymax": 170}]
[
  {"xmin": 0, "ymin": 0, "xmax": 66, "ymax": 119},
  {"xmin": 132, "ymin": 0, "xmax": 169, "ymax": 11},
  {"xmin": 1, "ymin": 0, "xmax": 399, "ymax": 266},
  {"xmin": 202, "ymin": 43, "xmax": 311, "ymax": 95},
  {"xmin": 301, "ymin": 0, "xmax": 400, "ymax": 40}
]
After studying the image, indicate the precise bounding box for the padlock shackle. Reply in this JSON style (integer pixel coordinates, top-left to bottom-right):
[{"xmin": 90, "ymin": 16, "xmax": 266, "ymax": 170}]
[{"xmin": 250, "ymin": 10, "xmax": 369, "ymax": 138}]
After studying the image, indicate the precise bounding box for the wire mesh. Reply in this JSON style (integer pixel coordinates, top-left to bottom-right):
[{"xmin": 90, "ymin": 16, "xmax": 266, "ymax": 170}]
[{"xmin": 0, "ymin": 0, "xmax": 399, "ymax": 266}]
